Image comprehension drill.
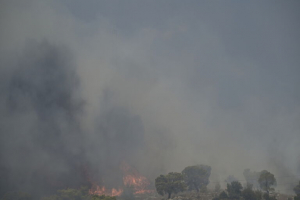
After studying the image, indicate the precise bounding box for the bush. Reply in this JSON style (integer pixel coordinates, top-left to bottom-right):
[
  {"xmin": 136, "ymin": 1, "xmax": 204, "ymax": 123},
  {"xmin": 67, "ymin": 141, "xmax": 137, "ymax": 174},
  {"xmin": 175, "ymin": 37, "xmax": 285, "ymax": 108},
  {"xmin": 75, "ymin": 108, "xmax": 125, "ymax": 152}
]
[
  {"xmin": 242, "ymin": 186, "xmax": 259, "ymax": 200},
  {"xmin": 227, "ymin": 181, "xmax": 242, "ymax": 199},
  {"xmin": 219, "ymin": 191, "xmax": 228, "ymax": 199},
  {"xmin": 1, "ymin": 191, "xmax": 33, "ymax": 200}
]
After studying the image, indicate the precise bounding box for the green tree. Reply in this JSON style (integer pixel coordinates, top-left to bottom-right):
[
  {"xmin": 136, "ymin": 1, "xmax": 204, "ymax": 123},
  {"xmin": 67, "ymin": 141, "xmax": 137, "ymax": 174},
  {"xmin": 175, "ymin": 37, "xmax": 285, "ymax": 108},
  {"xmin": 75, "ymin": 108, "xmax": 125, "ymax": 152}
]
[
  {"xmin": 242, "ymin": 184, "xmax": 259, "ymax": 200},
  {"xmin": 219, "ymin": 191, "xmax": 229, "ymax": 199},
  {"xmin": 1, "ymin": 191, "xmax": 33, "ymax": 200},
  {"xmin": 181, "ymin": 165, "xmax": 211, "ymax": 192},
  {"xmin": 294, "ymin": 181, "xmax": 300, "ymax": 200},
  {"xmin": 212, "ymin": 190, "xmax": 228, "ymax": 200},
  {"xmin": 258, "ymin": 170, "xmax": 277, "ymax": 194},
  {"xmin": 41, "ymin": 186, "xmax": 96, "ymax": 200},
  {"xmin": 226, "ymin": 181, "xmax": 243, "ymax": 199},
  {"xmin": 155, "ymin": 172, "xmax": 186, "ymax": 199},
  {"xmin": 56, "ymin": 186, "xmax": 89, "ymax": 200}
]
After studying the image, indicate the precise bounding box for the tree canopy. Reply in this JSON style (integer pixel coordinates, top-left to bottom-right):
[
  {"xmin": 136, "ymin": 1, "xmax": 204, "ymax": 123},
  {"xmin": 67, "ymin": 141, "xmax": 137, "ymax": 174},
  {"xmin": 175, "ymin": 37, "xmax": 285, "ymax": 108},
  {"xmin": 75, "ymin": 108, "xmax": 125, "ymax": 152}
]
[
  {"xmin": 181, "ymin": 165, "xmax": 211, "ymax": 192},
  {"xmin": 241, "ymin": 184, "xmax": 261, "ymax": 200},
  {"xmin": 155, "ymin": 172, "xmax": 186, "ymax": 199},
  {"xmin": 258, "ymin": 170, "xmax": 277, "ymax": 194},
  {"xmin": 226, "ymin": 181, "xmax": 243, "ymax": 199}
]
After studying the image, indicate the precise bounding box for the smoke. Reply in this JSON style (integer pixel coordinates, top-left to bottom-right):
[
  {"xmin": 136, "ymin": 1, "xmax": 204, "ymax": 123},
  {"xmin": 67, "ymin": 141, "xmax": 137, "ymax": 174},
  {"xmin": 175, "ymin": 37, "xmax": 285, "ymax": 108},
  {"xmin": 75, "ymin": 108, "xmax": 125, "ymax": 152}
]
[
  {"xmin": 0, "ymin": 40, "xmax": 85, "ymax": 196},
  {"xmin": 0, "ymin": 0, "xmax": 300, "ymax": 197}
]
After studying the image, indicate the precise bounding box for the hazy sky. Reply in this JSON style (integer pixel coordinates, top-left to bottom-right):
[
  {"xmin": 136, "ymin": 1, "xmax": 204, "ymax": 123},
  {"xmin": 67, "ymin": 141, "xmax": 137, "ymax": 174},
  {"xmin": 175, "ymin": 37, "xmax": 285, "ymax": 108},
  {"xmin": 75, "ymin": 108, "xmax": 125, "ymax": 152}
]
[{"xmin": 0, "ymin": 0, "xmax": 300, "ymax": 195}]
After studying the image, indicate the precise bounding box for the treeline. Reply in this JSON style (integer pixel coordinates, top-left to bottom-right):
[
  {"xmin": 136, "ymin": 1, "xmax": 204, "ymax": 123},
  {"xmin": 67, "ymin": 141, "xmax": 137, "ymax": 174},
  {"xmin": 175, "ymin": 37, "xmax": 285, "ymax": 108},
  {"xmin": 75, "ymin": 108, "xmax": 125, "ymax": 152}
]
[
  {"xmin": 1, "ymin": 166, "xmax": 300, "ymax": 200},
  {"xmin": 0, "ymin": 187, "xmax": 116, "ymax": 200},
  {"xmin": 154, "ymin": 165, "xmax": 300, "ymax": 200}
]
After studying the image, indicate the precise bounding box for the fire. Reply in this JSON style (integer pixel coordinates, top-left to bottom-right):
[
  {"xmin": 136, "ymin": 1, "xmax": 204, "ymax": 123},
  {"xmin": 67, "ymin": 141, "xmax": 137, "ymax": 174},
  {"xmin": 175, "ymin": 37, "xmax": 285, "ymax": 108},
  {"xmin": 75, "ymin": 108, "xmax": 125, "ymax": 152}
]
[
  {"xmin": 89, "ymin": 186, "xmax": 123, "ymax": 196},
  {"xmin": 120, "ymin": 162, "xmax": 154, "ymax": 194},
  {"xmin": 88, "ymin": 162, "xmax": 153, "ymax": 197},
  {"xmin": 123, "ymin": 175, "xmax": 148, "ymax": 187}
]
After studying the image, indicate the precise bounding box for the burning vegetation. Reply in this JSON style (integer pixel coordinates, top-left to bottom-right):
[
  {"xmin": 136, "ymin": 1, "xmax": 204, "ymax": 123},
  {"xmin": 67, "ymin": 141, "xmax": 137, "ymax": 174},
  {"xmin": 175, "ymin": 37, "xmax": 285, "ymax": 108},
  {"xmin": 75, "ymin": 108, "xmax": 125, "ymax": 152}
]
[
  {"xmin": 88, "ymin": 162, "xmax": 153, "ymax": 197},
  {"xmin": 1, "ymin": 161, "xmax": 300, "ymax": 200}
]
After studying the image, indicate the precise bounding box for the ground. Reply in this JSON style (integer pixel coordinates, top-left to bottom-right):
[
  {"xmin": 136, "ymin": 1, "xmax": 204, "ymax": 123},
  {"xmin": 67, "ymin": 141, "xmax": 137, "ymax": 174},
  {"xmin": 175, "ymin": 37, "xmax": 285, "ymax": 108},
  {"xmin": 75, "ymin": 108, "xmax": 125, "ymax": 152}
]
[{"xmin": 128, "ymin": 191, "xmax": 294, "ymax": 200}]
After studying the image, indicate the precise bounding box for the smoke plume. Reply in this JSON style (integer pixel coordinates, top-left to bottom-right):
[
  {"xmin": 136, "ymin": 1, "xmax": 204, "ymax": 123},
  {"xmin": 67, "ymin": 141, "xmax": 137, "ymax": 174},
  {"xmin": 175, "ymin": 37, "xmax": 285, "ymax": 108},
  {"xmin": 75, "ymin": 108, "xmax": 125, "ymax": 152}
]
[{"xmin": 0, "ymin": 0, "xmax": 299, "ymax": 196}]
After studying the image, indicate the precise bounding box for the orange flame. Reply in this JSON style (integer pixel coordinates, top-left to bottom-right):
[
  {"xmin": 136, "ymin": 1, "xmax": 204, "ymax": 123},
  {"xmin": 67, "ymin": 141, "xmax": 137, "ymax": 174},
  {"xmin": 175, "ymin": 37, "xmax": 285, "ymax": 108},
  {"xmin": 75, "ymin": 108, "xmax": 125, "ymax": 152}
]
[
  {"xmin": 121, "ymin": 162, "xmax": 154, "ymax": 194},
  {"xmin": 89, "ymin": 186, "xmax": 123, "ymax": 196},
  {"xmin": 88, "ymin": 162, "xmax": 153, "ymax": 196}
]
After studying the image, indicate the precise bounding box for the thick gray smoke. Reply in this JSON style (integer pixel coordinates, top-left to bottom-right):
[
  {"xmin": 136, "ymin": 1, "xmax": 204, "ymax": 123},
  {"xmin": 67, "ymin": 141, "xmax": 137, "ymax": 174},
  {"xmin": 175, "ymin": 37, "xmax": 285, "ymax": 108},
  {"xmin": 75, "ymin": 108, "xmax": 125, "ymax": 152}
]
[
  {"xmin": 0, "ymin": 0, "xmax": 300, "ymax": 197},
  {"xmin": 0, "ymin": 40, "xmax": 151, "ymax": 196},
  {"xmin": 0, "ymin": 41, "xmax": 83, "ymax": 195}
]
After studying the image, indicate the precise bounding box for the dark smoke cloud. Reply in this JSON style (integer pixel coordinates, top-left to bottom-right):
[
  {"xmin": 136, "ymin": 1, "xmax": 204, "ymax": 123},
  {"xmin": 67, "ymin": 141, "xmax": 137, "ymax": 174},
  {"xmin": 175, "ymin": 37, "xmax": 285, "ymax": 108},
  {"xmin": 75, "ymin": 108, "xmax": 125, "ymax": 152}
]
[
  {"xmin": 0, "ymin": 41, "xmax": 85, "ymax": 196},
  {"xmin": 0, "ymin": 40, "xmax": 150, "ymax": 197}
]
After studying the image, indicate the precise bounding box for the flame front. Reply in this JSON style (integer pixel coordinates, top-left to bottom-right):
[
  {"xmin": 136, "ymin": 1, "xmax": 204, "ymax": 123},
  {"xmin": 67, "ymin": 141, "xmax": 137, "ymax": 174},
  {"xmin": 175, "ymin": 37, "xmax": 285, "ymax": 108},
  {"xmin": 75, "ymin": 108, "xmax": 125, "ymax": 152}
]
[
  {"xmin": 88, "ymin": 162, "xmax": 153, "ymax": 196},
  {"xmin": 121, "ymin": 162, "xmax": 154, "ymax": 194},
  {"xmin": 89, "ymin": 186, "xmax": 123, "ymax": 196},
  {"xmin": 123, "ymin": 174, "xmax": 152, "ymax": 194}
]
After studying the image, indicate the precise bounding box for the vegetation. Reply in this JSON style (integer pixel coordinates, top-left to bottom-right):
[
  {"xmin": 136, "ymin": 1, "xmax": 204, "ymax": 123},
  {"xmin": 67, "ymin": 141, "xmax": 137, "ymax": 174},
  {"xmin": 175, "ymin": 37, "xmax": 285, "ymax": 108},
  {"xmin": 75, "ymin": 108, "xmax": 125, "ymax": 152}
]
[
  {"xmin": 155, "ymin": 172, "xmax": 186, "ymax": 199},
  {"xmin": 258, "ymin": 170, "xmax": 277, "ymax": 194},
  {"xmin": 241, "ymin": 184, "xmax": 261, "ymax": 200},
  {"xmin": 254, "ymin": 190, "xmax": 263, "ymax": 200},
  {"xmin": 219, "ymin": 191, "xmax": 228, "ymax": 199},
  {"xmin": 226, "ymin": 181, "xmax": 243, "ymax": 199},
  {"xmin": 294, "ymin": 181, "xmax": 300, "ymax": 200},
  {"xmin": 214, "ymin": 181, "xmax": 265, "ymax": 200},
  {"xmin": 1, "ymin": 166, "xmax": 294, "ymax": 200},
  {"xmin": 39, "ymin": 187, "xmax": 116, "ymax": 200},
  {"xmin": 263, "ymin": 193, "xmax": 277, "ymax": 200},
  {"xmin": 90, "ymin": 195, "xmax": 116, "ymax": 200},
  {"xmin": 182, "ymin": 165, "xmax": 211, "ymax": 193},
  {"xmin": 0, "ymin": 191, "xmax": 33, "ymax": 200},
  {"xmin": 215, "ymin": 171, "xmax": 277, "ymax": 200},
  {"xmin": 40, "ymin": 186, "xmax": 89, "ymax": 200}
]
